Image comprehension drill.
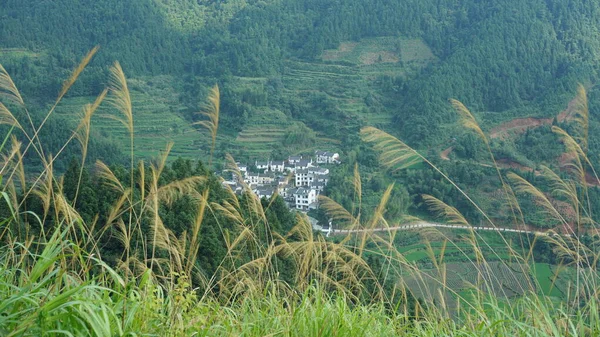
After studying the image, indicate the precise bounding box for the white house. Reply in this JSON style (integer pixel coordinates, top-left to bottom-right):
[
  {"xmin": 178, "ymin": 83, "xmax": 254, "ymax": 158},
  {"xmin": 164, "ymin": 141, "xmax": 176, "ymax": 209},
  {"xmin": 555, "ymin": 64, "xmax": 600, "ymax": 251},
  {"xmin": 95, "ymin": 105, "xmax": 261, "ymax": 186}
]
[
  {"xmin": 277, "ymin": 176, "xmax": 290, "ymax": 187},
  {"xmin": 295, "ymin": 159, "xmax": 313, "ymax": 170},
  {"xmin": 270, "ymin": 160, "xmax": 285, "ymax": 172},
  {"xmin": 295, "ymin": 168, "xmax": 312, "ymax": 186},
  {"xmin": 310, "ymin": 180, "xmax": 327, "ymax": 192},
  {"xmin": 309, "ymin": 167, "xmax": 329, "ymax": 175},
  {"xmin": 257, "ymin": 172, "xmax": 275, "ymax": 185},
  {"xmin": 229, "ymin": 157, "xmax": 330, "ymax": 210},
  {"xmin": 255, "ymin": 160, "xmax": 270, "ymax": 171},
  {"xmin": 284, "ymin": 164, "xmax": 296, "ymax": 172},
  {"xmin": 295, "ymin": 167, "xmax": 329, "ymax": 187},
  {"xmin": 255, "ymin": 187, "xmax": 276, "ymax": 199},
  {"xmin": 236, "ymin": 162, "xmax": 248, "ymax": 175},
  {"xmin": 222, "ymin": 180, "xmax": 244, "ymax": 195},
  {"xmin": 293, "ymin": 187, "xmax": 318, "ymax": 211},
  {"xmin": 244, "ymin": 172, "xmax": 259, "ymax": 185},
  {"xmin": 288, "ymin": 156, "xmax": 303, "ymax": 165},
  {"xmin": 315, "ymin": 151, "xmax": 340, "ymax": 164}
]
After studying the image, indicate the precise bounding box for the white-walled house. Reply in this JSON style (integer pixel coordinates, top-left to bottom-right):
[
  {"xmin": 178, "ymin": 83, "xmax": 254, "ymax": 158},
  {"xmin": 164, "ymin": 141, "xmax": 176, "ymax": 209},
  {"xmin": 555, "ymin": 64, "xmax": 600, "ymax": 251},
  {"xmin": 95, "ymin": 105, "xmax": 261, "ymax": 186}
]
[
  {"xmin": 310, "ymin": 180, "xmax": 327, "ymax": 192},
  {"xmin": 227, "ymin": 156, "xmax": 330, "ymax": 212},
  {"xmin": 255, "ymin": 187, "xmax": 276, "ymax": 199},
  {"xmin": 255, "ymin": 160, "xmax": 270, "ymax": 171},
  {"xmin": 293, "ymin": 187, "xmax": 318, "ymax": 211},
  {"xmin": 270, "ymin": 160, "xmax": 285, "ymax": 172},
  {"xmin": 277, "ymin": 176, "xmax": 290, "ymax": 187},
  {"xmin": 258, "ymin": 173, "xmax": 275, "ymax": 185},
  {"xmin": 222, "ymin": 180, "xmax": 244, "ymax": 195},
  {"xmin": 309, "ymin": 167, "xmax": 329, "ymax": 175},
  {"xmin": 244, "ymin": 172, "xmax": 275, "ymax": 185},
  {"xmin": 244, "ymin": 172, "xmax": 259, "ymax": 185},
  {"xmin": 295, "ymin": 168, "xmax": 312, "ymax": 186},
  {"xmin": 284, "ymin": 164, "xmax": 296, "ymax": 172},
  {"xmin": 288, "ymin": 156, "xmax": 303, "ymax": 165},
  {"xmin": 295, "ymin": 159, "xmax": 313, "ymax": 170},
  {"xmin": 236, "ymin": 162, "xmax": 248, "ymax": 175},
  {"xmin": 295, "ymin": 167, "xmax": 329, "ymax": 187}
]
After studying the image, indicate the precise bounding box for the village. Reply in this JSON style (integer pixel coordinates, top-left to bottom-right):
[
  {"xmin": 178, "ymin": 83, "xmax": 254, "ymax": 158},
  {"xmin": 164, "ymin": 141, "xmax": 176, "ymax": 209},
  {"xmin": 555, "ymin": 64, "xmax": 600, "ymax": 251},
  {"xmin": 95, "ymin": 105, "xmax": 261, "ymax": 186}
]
[{"xmin": 222, "ymin": 150, "xmax": 340, "ymax": 212}]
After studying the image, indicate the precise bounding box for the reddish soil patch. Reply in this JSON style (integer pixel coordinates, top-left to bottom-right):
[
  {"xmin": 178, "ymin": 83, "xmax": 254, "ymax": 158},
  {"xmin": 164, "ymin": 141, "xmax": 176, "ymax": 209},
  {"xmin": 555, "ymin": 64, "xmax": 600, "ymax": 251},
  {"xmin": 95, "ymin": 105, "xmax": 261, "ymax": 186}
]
[
  {"xmin": 556, "ymin": 153, "xmax": 600, "ymax": 187},
  {"xmin": 556, "ymin": 94, "xmax": 579, "ymax": 122},
  {"xmin": 489, "ymin": 117, "xmax": 552, "ymax": 139},
  {"xmin": 489, "ymin": 95, "xmax": 578, "ymax": 140}
]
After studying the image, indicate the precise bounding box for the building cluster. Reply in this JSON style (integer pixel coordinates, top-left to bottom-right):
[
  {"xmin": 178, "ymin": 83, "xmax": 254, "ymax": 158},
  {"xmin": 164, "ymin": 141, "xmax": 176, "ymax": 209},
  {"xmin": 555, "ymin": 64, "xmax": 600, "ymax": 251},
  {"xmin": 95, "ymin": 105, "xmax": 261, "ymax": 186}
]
[{"xmin": 223, "ymin": 151, "xmax": 340, "ymax": 212}]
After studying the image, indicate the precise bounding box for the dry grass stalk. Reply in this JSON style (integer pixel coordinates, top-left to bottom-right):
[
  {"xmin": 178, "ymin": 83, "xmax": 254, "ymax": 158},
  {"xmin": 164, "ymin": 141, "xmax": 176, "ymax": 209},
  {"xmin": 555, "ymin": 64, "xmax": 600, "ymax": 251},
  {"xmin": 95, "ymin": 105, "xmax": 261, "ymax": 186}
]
[
  {"xmin": 450, "ymin": 99, "xmax": 487, "ymax": 143},
  {"xmin": 193, "ymin": 84, "xmax": 220, "ymax": 165},
  {"xmin": 0, "ymin": 64, "xmax": 25, "ymax": 106},
  {"xmin": 422, "ymin": 194, "xmax": 470, "ymax": 227}
]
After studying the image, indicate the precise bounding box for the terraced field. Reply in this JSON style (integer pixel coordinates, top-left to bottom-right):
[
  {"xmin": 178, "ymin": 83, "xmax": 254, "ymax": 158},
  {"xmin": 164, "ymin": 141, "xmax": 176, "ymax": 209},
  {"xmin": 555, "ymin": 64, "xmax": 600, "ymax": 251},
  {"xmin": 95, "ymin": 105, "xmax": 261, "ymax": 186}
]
[
  {"xmin": 26, "ymin": 37, "xmax": 438, "ymax": 162},
  {"xmin": 280, "ymin": 37, "xmax": 437, "ymax": 128},
  {"xmin": 56, "ymin": 89, "xmax": 209, "ymax": 160},
  {"xmin": 321, "ymin": 36, "xmax": 435, "ymax": 66},
  {"xmin": 282, "ymin": 60, "xmax": 392, "ymax": 127},
  {"xmin": 0, "ymin": 48, "xmax": 44, "ymax": 62},
  {"xmin": 227, "ymin": 37, "xmax": 436, "ymax": 158},
  {"xmin": 235, "ymin": 108, "xmax": 291, "ymax": 156}
]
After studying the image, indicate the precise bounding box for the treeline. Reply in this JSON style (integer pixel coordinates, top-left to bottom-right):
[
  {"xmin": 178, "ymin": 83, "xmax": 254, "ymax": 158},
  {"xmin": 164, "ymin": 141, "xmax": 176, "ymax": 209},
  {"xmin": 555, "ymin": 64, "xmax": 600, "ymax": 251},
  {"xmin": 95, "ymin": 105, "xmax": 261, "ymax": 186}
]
[{"xmin": 5, "ymin": 157, "xmax": 296, "ymax": 277}]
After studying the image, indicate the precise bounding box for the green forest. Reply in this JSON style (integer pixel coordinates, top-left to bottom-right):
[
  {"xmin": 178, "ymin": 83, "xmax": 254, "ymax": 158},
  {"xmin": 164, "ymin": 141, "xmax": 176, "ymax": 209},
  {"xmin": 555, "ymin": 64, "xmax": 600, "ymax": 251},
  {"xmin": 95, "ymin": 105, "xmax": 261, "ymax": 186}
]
[
  {"xmin": 3, "ymin": 0, "xmax": 600, "ymax": 224},
  {"xmin": 2, "ymin": 0, "xmax": 600, "ymax": 335}
]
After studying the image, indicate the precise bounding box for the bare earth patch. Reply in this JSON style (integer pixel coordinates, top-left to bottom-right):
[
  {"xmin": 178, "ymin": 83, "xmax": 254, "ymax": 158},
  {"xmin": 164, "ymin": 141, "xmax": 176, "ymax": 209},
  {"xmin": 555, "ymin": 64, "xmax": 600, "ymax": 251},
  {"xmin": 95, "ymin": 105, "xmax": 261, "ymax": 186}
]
[
  {"xmin": 496, "ymin": 158, "xmax": 533, "ymax": 172},
  {"xmin": 359, "ymin": 51, "xmax": 399, "ymax": 65},
  {"xmin": 489, "ymin": 95, "xmax": 579, "ymax": 139},
  {"xmin": 440, "ymin": 146, "xmax": 454, "ymax": 160},
  {"xmin": 321, "ymin": 42, "xmax": 358, "ymax": 61},
  {"xmin": 489, "ymin": 117, "xmax": 553, "ymax": 139}
]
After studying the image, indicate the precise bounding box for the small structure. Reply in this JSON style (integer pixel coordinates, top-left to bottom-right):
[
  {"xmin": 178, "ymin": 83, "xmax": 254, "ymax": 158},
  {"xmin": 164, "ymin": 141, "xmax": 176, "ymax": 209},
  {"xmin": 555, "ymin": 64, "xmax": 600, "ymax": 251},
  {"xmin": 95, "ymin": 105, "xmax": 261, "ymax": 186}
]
[
  {"xmin": 255, "ymin": 187, "xmax": 276, "ymax": 199},
  {"xmin": 270, "ymin": 160, "xmax": 285, "ymax": 172},
  {"xmin": 255, "ymin": 160, "xmax": 270, "ymax": 172},
  {"xmin": 236, "ymin": 162, "xmax": 248, "ymax": 175},
  {"xmin": 295, "ymin": 167, "xmax": 329, "ymax": 187},
  {"xmin": 295, "ymin": 159, "xmax": 313, "ymax": 170},
  {"xmin": 257, "ymin": 172, "xmax": 275, "ymax": 185},
  {"xmin": 288, "ymin": 156, "xmax": 303, "ymax": 165},
  {"xmin": 315, "ymin": 150, "xmax": 340, "ymax": 164},
  {"xmin": 244, "ymin": 172, "xmax": 259, "ymax": 185},
  {"xmin": 295, "ymin": 168, "xmax": 311, "ymax": 187},
  {"xmin": 293, "ymin": 187, "xmax": 318, "ymax": 211},
  {"xmin": 310, "ymin": 180, "xmax": 327, "ymax": 192},
  {"xmin": 222, "ymin": 180, "xmax": 244, "ymax": 195},
  {"xmin": 309, "ymin": 167, "xmax": 329, "ymax": 175}
]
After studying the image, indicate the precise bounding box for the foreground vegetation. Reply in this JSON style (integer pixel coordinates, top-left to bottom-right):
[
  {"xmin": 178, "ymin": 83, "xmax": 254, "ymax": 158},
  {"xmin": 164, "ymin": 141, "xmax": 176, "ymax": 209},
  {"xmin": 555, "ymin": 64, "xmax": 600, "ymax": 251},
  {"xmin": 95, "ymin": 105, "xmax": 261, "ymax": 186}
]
[{"xmin": 1, "ymin": 49, "xmax": 600, "ymax": 336}]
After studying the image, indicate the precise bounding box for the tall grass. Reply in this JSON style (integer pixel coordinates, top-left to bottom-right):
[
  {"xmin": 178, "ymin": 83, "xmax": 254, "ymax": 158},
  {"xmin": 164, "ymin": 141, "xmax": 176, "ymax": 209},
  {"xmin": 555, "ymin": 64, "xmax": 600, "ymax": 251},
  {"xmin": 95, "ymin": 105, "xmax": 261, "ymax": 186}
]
[{"xmin": 0, "ymin": 51, "xmax": 599, "ymax": 336}]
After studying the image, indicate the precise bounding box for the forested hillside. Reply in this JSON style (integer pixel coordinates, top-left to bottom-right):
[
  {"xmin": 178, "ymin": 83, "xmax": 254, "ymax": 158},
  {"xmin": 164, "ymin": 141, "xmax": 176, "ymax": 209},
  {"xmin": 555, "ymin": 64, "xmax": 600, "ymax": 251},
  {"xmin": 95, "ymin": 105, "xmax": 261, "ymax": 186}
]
[
  {"xmin": 2, "ymin": 0, "xmax": 600, "ymax": 222},
  {"xmin": 3, "ymin": 0, "xmax": 599, "ymax": 146}
]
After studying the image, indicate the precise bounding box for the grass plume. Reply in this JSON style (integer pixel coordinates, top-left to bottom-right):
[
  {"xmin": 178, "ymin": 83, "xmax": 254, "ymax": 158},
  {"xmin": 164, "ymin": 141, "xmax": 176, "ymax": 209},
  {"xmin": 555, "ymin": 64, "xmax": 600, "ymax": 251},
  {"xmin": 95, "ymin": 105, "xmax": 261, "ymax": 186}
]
[{"xmin": 194, "ymin": 84, "xmax": 220, "ymax": 166}]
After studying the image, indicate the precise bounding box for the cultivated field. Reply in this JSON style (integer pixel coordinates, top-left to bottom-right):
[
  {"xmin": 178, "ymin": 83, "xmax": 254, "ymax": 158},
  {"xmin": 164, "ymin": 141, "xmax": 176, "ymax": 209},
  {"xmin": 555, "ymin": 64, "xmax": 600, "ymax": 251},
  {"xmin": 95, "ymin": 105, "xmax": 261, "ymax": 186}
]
[{"xmin": 56, "ymin": 84, "xmax": 209, "ymax": 160}]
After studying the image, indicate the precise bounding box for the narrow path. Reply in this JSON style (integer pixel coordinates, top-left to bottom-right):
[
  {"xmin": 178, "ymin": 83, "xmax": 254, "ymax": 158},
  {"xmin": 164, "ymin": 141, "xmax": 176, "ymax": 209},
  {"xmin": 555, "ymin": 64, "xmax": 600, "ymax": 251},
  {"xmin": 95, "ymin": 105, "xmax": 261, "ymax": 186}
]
[{"xmin": 327, "ymin": 221, "xmax": 572, "ymax": 237}]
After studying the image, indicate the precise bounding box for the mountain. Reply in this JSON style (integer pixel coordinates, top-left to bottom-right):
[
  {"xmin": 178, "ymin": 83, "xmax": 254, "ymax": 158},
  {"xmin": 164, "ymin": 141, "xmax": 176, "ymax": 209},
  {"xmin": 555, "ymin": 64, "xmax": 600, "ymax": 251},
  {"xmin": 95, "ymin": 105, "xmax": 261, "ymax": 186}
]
[{"xmin": 1, "ymin": 0, "xmax": 600, "ymax": 196}]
